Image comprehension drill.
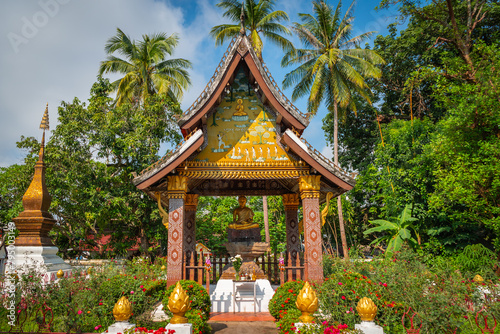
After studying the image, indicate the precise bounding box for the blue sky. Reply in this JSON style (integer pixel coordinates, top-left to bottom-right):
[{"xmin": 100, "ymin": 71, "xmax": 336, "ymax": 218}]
[{"xmin": 0, "ymin": 0, "xmax": 401, "ymax": 167}]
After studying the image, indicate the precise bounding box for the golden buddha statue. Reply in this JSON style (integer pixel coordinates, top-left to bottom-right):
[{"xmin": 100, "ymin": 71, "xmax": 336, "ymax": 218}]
[
  {"xmin": 233, "ymin": 99, "xmax": 247, "ymax": 116},
  {"xmin": 228, "ymin": 196, "xmax": 259, "ymax": 230}
]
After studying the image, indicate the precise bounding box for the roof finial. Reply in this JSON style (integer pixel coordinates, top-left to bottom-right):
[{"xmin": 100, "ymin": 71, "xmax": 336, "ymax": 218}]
[
  {"xmin": 39, "ymin": 103, "xmax": 50, "ymax": 160},
  {"xmin": 239, "ymin": 1, "xmax": 245, "ymax": 36}
]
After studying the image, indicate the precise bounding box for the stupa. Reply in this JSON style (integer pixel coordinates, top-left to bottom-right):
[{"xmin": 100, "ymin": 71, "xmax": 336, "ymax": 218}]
[{"xmin": 10, "ymin": 104, "xmax": 72, "ymax": 281}]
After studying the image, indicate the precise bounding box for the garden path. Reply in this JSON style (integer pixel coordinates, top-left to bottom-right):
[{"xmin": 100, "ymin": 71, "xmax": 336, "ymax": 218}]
[
  {"xmin": 209, "ymin": 322, "xmax": 278, "ymax": 333},
  {"xmin": 209, "ymin": 312, "xmax": 277, "ymax": 333}
]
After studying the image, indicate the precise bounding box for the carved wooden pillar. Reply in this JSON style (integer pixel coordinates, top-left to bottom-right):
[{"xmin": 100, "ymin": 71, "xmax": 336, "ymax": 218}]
[
  {"xmin": 299, "ymin": 175, "xmax": 323, "ymax": 282},
  {"xmin": 166, "ymin": 175, "xmax": 188, "ymax": 287},
  {"xmin": 184, "ymin": 194, "xmax": 199, "ymax": 261},
  {"xmin": 282, "ymin": 194, "xmax": 300, "ymax": 265}
]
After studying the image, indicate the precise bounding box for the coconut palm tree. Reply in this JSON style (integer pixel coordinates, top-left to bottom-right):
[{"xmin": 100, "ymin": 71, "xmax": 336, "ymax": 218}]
[
  {"xmin": 282, "ymin": 0, "xmax": 385, "ymax": 259},
  {"xmin": 99, "ymin": 28, "xmax": 192, "ymax": 106},
  {"xmin": 210, "ymin": 0, "xmax": 293, "ymax": 59}
]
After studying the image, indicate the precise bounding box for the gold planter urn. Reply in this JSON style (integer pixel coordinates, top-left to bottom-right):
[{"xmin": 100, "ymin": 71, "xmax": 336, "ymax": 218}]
[
  {"xmin": 473, "ymin": 274, "xmax": 484, "ymax": 283},
  {"xmin": 56, "ymin": 269, "xmax": 64, "ymax": 279},
  {"xmin": 357, "ymin": 297, "xmax": 377, "ymax": 322},
  {"xmin": 113, "ymin": 296, "xmax": 133, "ymax": 322},
  {"xmin": 167, "ymin": 282, "xmax": 191, "ymax": 324},
  {"xmin": 295, "ymin": 281, "xmax": 318, "ymax": 323}
]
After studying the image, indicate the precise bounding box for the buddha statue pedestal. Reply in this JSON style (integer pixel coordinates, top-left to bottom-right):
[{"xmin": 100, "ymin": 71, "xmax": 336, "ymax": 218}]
[
  {"xmin": 227, "ymin": 227, "xmax": 261, "ymax": 243},
  {"xmin": 221, "ymin": 235, "xmax": 269, "ymax": 280}
]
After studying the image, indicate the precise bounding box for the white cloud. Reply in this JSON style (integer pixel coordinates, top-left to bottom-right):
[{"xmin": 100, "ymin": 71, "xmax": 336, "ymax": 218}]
[
  {"xmin": 320, "ymin": 145, "xmax": 334, "ymax": 161},
  {"xmin": 0, "ymin": 0, "xmax": 220, "ymax": 166},
  {"xmin": 0, "ymin": 0, "xmax": 389, "ymax": 167}
]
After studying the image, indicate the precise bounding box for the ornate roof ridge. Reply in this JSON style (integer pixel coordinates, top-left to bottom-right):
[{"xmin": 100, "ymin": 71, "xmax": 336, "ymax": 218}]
[
  {"xmin": 179, "ymin": 35, "xmax": 240, "ymax": 126},
  {"xmin": 246, "ymin": 41, "xmax": 310, "ymax": 124},
  {"xmin": 178, "ymin": 34, "xmax": 310, "ymax": 129},
  {"xmin": 284, "ymin": 129, "xmax": 356, "ymax": 187},
  {"xmin": 132, "ymin": 129, "xmax": 203, "ymax": 186}
]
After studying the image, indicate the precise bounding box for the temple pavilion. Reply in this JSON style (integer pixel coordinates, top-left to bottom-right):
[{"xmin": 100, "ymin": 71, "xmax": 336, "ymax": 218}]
[{"xmin": 132, "ymin": 28, "xmax": 355, "ymax": 286}]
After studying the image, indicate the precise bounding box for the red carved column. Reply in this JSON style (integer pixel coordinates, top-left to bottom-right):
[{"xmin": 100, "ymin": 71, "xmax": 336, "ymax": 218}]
[
  {"xmin": 167, "ymin": 176, "xmax": 188, "ymax": 287},
  {"xmin": 282, "ymin": 194, "xmax": 300, "ymax": 265},
  {"xmin": 299, "ymin": 175, "xmax": 323, "ymax": 282},
  {"xmin": 184, "ymin": 194, "xmax": 199, "ymax": 261}
]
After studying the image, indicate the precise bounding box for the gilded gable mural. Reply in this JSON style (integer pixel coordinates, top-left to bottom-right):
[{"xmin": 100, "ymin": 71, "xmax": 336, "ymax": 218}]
[{"xmin": 195, "ymin": 67, "xmax": 294, "ymax": 163}]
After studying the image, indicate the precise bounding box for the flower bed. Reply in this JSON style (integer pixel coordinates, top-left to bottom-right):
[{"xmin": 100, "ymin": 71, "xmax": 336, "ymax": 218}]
[
  {"xmin": 269, "ymin": 249, "xmax": 500, "ymax": 334},
  {"xmin": 0, "ymin": 257, "xmax": 208, "ymax": 333}
]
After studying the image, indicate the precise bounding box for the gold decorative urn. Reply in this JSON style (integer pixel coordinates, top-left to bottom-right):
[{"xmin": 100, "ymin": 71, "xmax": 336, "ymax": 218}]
[
  {"xmin": 167, "ymin": 282, "xmax": 191, "ymax": 324},
  {"xmin": 473, "ymin": 274, "xmax": 484, "ymax": 283},
  {"xmin": 113, "ymin": 296, "xmax": 133, "ymax": 322},
  {"xmin": 56, "ymin": 269, "xmax": 64, "ymax": 279},
  {"xmin": 295, "ymin": 281, "xmax": 318, "ymax": 323},
  {"xmin": 357, "ymin": 297, "xmax": 377, "ymax": 322}
]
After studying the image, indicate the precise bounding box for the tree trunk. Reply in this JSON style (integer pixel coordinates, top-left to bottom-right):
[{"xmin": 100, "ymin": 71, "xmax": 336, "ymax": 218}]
[
  {"xmin": 333, "ymin": 102, "xmax": 349, "ymax": 260},
  {"xmin": 140, "ymin": 226, "xmax": 149, "ymax": 256},
  {"xmin": 263, "ymin": 196, "xmax": 270, "ymax": 243}
]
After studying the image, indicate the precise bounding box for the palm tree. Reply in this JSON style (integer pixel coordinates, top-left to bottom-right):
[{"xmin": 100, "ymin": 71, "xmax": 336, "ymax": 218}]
[
  {"xmin": 210, "ymin": 0, "xmax": 293, "ymax": 59},
  {"xmin": 99, "ymin": 28, "xmax": 192, "ymax": 106},
  {"xmin": 282, "ymin": 0, "xmax": 385, "ymax": 259}
]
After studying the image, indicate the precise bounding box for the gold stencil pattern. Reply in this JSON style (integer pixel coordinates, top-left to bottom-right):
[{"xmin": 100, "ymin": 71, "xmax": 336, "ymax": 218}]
[{"xmin": 195, "ymin": 68, "xmax": 294, "ymax": 164}]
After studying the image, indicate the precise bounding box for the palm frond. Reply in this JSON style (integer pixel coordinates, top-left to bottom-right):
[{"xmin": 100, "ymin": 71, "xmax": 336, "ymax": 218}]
[{"xmin": 210, "ymin": 24, "xmax": 241, "ymax": 46}]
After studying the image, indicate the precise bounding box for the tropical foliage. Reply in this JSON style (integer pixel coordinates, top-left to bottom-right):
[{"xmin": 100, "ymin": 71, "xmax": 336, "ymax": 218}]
[
  {"xmin": 323, "ymin": 0, "xmax": 500, "ymax": 258},
  {"xmin": 99, "ymin": 28, "xmax": 191, "ymax": 106},
  {"xmin": 364, "ymin": 205, "xmax": 419, "ymax": 256},
  {"xmin": 210, "ymin": 0, "xmax": 293, "ymax": 58},
  {"xmin": 282, "ymin": 0, "xmax": 385, "ymax": 259},
  {"xmin": 4, "ymin": 76, "xmax": 182, "ymax": 258}
]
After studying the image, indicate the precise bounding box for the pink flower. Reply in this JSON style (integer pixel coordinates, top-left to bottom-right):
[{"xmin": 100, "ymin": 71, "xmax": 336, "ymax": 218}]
[
  {"xmin": 130, "ymin": 291, "xmax": 135, "ymax": 294},
  {"xmin": 338, "ymin": 282, "xmax": 343, "ymax": 286},
  {"xmin": 140, "ymin": 285, "xmax": 144, "ymax": 288},
  {"xmin": 322, "ymin": 321, "xmax": 328, "ymax": 326},
  {"xmin": 77, "ymin": 310, "xmax": 83, "ymax": 315},
  {"xmin": 382, "ymin": 283, "xmax": 388, "ymax": 287}
]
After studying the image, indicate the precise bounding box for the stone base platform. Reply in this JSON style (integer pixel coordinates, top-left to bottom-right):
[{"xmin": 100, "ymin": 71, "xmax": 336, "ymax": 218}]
[
  {"xmin": 12, "ymin": 246, "xmax": 72, "ymax": 282},
  {"xmin": 210, "ymin": 279, "xmax": 275, "ymax": 313}
]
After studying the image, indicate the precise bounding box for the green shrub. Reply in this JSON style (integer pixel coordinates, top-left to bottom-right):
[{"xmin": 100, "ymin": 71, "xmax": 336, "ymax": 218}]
[
  {"xmin": 162, "ymin": 280, "xmax": 211, "ymax": 334},
  {"xmin": 454, "ymin": 244, "xmax": 497, "ymax": 279},
  {"xmin": 319, "ymin": 248, "xmax": 500, "ymax": 334},
  {"xmin": 269, "ymin": 280, "xmax": 305, "ymax": 320}
]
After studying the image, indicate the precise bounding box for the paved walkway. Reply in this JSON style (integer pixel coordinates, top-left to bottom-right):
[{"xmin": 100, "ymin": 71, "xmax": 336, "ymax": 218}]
[
  {"xmin": 208, "ymin": 312, "xmax": 277, "ymax": 334},
  {"xmin": 209, "ymin": 321, "xmax": 278, "ymax": 334}
]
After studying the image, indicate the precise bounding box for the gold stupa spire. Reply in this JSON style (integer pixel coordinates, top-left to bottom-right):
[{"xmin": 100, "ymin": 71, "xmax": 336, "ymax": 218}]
[
  {"xmin": 39, "ymin": 103, "xmax": 49, "ymax": 159},
  {"xmin": 40, "ymin": 103, "xmax": 50, "ymax": 130},
  {"xmin": 12, "ymin": 103, "xmax": 55, "ymax": 246}
]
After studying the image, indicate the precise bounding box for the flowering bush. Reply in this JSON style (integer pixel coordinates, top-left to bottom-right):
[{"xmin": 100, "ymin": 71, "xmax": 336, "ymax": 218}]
[
  {"xmin": 0, "ymin": 258, "xmax": 170, "ymax": 333},
  {"xmin": 269, "ymin": 280, "xmax": 305, "ymax": 320},
  {"xmin": 320, "ymin": 249, "xmax": 500, "ymax": 333},
  {"xmin": 269, "ymin": 281, "xmax": 361, "ymax": 334},
  {"xmin": 297, "ymin": 322, "xmax": 362, "ymax": 334},
  {"xmin": 133, "ymin": 326, "xmax": 175, "ymax": 334},
  {"xmin": 269, "ymin": 280, "xmax": 305, "ymax": 333},
  {"xmin": 162, "ymin": 280, "xmax": 211, "ymax": 334}
]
